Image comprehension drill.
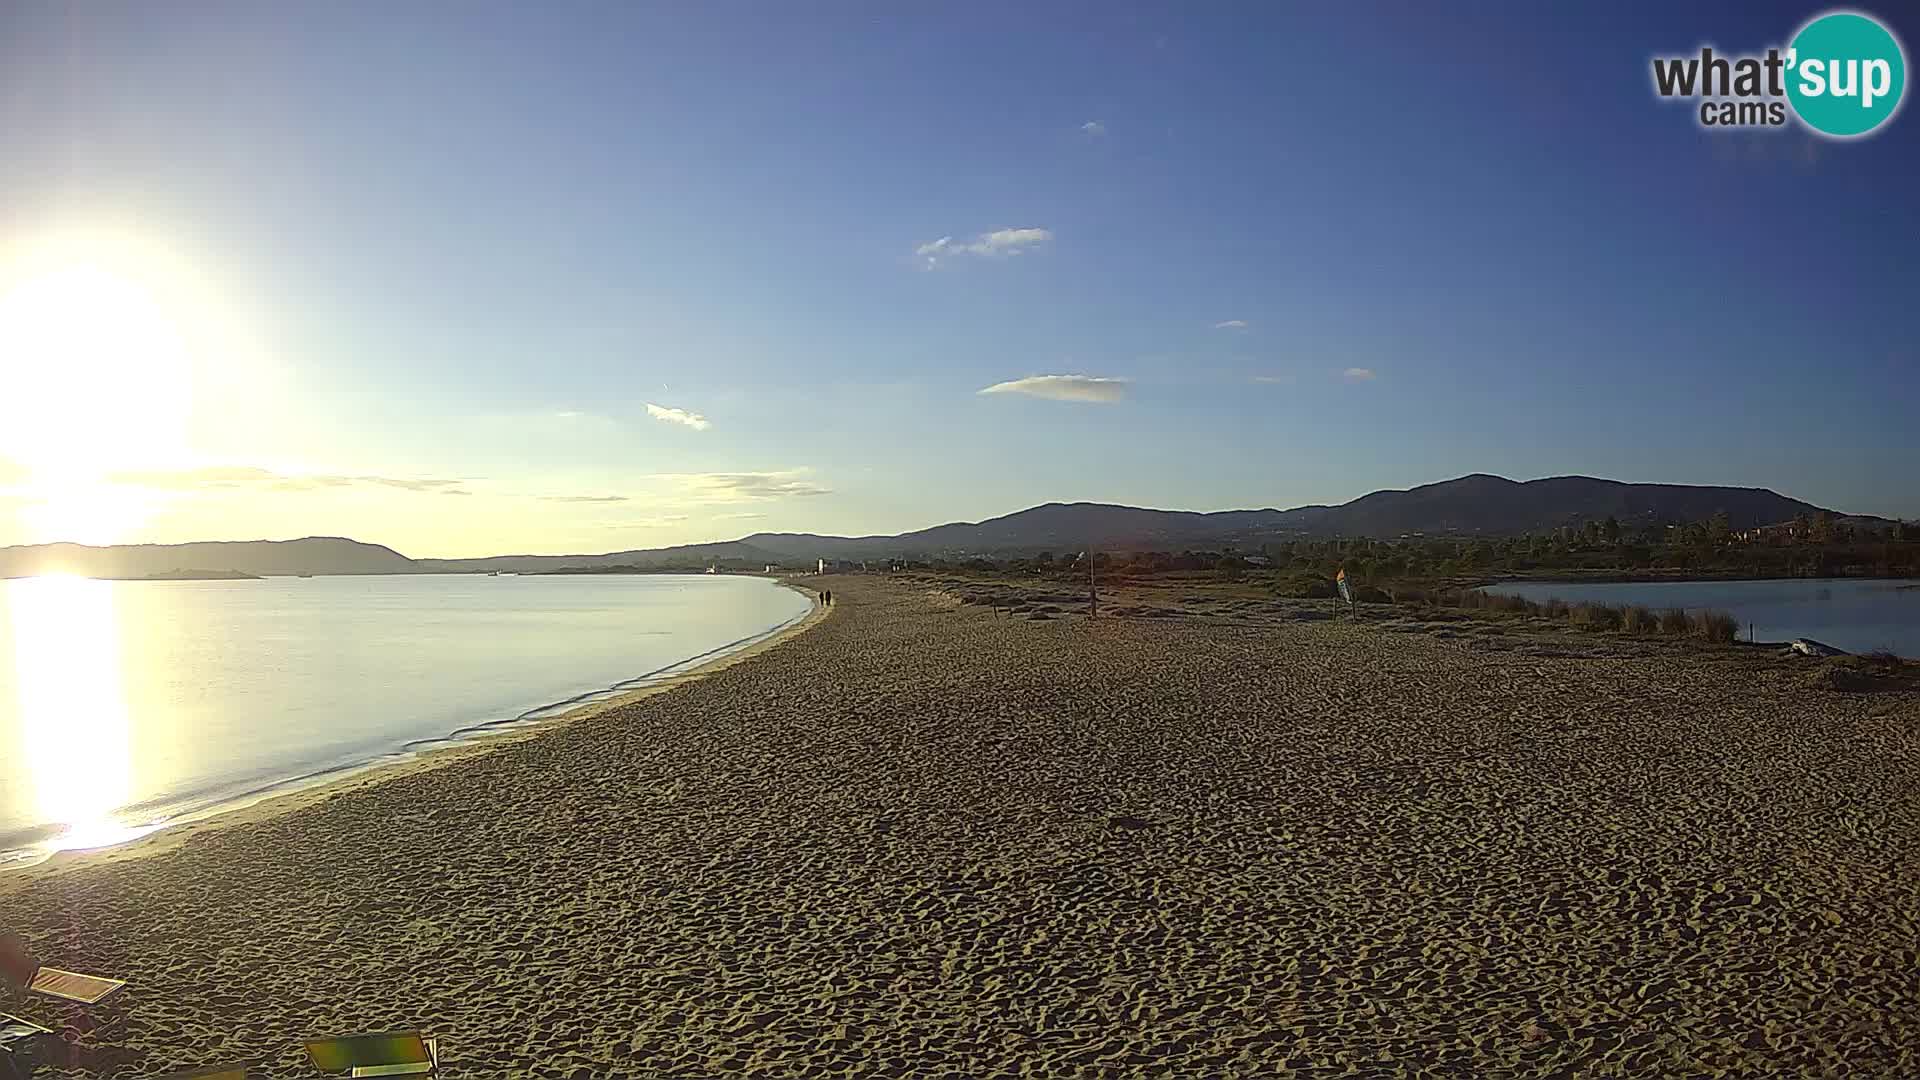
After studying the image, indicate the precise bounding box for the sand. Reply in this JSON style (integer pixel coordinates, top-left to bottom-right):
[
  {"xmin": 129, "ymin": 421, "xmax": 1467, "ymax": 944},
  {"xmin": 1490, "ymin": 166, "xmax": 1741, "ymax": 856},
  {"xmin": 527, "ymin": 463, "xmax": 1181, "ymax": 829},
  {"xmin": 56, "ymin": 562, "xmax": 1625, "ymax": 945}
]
[{"xmin": 5, "ymin": 575, "xmax": 1918, "ymax": 1077}]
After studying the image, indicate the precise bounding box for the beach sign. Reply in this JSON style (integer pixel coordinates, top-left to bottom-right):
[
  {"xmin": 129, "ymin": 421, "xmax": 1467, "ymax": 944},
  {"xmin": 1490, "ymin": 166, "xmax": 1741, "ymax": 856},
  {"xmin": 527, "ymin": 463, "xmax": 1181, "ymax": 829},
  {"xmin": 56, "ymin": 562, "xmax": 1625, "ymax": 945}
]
[{"xmin": 1336, "ymin": 567, "xmax": 1353, "ymax": 608}]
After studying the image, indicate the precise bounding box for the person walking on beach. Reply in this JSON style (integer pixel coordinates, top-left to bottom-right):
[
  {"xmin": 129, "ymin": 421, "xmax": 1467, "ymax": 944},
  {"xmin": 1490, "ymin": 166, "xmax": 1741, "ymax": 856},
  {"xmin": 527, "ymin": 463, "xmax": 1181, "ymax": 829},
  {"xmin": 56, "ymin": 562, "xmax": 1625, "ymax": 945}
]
[{"xmin": 822, "ymin": 589, "xmax": 832, "ymax": 606}]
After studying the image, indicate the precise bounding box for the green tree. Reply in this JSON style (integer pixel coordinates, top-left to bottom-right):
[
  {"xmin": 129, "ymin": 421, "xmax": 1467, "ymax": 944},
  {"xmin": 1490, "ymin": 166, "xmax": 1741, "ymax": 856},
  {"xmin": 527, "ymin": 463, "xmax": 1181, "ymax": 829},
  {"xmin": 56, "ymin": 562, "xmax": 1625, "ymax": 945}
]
[{"xmin": 1707, "ymin": 510, "xmax": 1732, "ymax": 545}]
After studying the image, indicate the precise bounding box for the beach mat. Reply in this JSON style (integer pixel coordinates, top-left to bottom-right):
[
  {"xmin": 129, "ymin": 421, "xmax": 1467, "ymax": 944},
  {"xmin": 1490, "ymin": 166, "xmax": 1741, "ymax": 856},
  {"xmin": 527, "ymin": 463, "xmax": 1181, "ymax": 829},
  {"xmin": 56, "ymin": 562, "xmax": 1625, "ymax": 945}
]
[
  {"xmin": 26, "ymin": 968, "xmax": 125, "ymax": 1006},
  {"xmin": 305, "ymin": 1031, "xmax": 438, "ymax": 1076}
]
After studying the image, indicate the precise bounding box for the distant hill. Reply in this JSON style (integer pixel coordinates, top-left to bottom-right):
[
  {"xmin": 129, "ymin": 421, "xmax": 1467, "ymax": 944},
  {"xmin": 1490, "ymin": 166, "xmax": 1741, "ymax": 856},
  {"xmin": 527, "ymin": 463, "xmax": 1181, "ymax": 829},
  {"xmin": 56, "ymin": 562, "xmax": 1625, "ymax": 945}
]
[
  {"xmin": 412, "ymin": 540, "xmax": 781, "ymax": 575},
  {"xmin": 741, "ymin": 504, "xmax": 1317, "ymax": 561},
  {"xmin": 737, "ymin": 476, "xmax": 1836, "ymax": 559},
  {"xmin": 0, "ymin": 537, "xmax": 414, "ymax": 579},
  {"xmin": 1304, "ymin": 474, "xmax": 1830, "ymax": 537},
  {"xmin": 0, "ymin": 475, "xmax": 1855, "ymax": 577}
]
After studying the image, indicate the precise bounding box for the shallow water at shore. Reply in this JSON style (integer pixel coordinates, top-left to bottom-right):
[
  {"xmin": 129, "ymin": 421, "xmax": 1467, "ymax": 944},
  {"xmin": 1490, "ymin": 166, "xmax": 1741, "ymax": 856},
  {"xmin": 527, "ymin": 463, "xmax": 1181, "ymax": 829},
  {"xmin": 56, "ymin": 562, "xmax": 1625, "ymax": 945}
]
[
  {"xmin": 1483, "ymin": 577, "xmax": 1920, "ymax": 656},
  {"xmin": 0, "ymin": 572, "xmax": 810, "ymax": 866}
]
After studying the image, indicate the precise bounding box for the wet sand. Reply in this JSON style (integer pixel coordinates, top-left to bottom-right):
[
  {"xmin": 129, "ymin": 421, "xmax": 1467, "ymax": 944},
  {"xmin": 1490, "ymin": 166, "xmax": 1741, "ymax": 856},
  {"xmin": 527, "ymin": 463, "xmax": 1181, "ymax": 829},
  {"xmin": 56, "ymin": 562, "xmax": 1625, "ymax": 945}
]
[{"xmin": 6, "ymin": 575, "xmax": 1918, "ymax": 1077}]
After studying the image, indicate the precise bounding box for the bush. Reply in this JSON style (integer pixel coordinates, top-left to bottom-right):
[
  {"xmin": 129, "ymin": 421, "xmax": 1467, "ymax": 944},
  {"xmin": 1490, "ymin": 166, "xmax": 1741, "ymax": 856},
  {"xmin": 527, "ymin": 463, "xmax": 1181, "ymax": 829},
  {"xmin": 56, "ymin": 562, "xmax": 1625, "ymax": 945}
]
[
  {"xmin": 1861, "ymin": 649, "xmax": 1906, "ymax": 671},
  {"xmin": 1570, "ymin": 602, "xmax": 1623, "ymax": 631},
  {"xmin": 1659, "ymin": 608, "xmax": 1691, "ymax": 636},
  {"xmin": 1690, "ymin": 610, "xmax": 1738, "ymax": 643},
  {"xmin": 1278, "ymin": 573, "xmax": 1337, "ymax": 599},
  {"xmin": 1544, "ymin": 597, "xmax": 1569, "ymax": 619},
  {"xmin": 1620, "ymin": 605, "xmax": 1656, "ymax": 635}
]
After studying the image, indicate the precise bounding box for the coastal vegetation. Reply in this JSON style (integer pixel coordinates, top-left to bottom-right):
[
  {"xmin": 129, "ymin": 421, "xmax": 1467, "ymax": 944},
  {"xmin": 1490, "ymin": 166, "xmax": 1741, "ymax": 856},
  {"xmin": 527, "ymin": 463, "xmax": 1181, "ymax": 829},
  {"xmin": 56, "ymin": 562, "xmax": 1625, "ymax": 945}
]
[{"xmin": 865, "ymin": 512, "xmax": 1920, "ymax": 646}]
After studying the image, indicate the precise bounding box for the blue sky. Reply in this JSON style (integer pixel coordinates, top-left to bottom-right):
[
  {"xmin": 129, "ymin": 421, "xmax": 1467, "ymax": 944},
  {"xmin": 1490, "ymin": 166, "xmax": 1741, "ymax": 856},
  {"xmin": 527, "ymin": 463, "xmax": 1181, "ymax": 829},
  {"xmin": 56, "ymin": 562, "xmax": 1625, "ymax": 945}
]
[{"xmin": 0, "ymin": 1, "xmax": 1914, "ymax": 555}]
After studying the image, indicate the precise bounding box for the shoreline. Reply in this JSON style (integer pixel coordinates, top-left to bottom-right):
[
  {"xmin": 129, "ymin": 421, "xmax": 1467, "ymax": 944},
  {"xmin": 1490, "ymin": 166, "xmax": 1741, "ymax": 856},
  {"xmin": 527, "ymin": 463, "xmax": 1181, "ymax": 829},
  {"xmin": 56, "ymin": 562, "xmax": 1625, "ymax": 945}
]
[{"xmin": 0, "ymin": 580, "xmax": 826, "ymax": 892}]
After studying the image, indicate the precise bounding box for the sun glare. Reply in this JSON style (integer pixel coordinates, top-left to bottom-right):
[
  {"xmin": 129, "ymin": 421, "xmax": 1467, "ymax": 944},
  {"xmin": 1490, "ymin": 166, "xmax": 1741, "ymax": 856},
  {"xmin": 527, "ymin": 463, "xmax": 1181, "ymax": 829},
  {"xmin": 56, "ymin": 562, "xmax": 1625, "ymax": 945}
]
[
  {"xmin": 0, "ymin": 264, "xmax": 194, "ymax": 473},
  {"xmin": 6, "ymin": 574, "xmax": 141, "ymax": 851},
  {"xmin": 0, "ymin": 247, "xmax": 200, "ymax": 543}
]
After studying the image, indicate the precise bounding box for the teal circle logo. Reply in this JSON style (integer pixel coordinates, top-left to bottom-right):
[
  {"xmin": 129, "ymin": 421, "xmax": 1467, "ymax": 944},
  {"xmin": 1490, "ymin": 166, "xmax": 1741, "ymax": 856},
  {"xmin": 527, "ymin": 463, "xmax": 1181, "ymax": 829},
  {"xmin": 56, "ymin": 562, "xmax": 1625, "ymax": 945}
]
[{"xmin": 1787, "ymin": 11, "xmax": 1907, "ymax": 137}]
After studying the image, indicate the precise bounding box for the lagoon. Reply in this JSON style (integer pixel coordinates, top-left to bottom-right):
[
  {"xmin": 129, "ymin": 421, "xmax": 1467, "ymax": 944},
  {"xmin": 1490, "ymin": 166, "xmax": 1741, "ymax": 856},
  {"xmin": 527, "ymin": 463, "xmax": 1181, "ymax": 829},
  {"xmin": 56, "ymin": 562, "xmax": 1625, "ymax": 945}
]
[{"xmin": 1482, "ymin": 577, "xmax": 1920, "ymax": 657}]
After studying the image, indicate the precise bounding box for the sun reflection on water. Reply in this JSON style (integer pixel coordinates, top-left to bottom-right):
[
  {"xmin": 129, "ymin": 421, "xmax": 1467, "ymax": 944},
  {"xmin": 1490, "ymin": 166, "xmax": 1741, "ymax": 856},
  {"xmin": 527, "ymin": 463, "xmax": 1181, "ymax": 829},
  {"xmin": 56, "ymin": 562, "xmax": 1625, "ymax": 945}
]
[{"xmin": 6, "ymin": 575, "xmax": 145, "ymax": 851}]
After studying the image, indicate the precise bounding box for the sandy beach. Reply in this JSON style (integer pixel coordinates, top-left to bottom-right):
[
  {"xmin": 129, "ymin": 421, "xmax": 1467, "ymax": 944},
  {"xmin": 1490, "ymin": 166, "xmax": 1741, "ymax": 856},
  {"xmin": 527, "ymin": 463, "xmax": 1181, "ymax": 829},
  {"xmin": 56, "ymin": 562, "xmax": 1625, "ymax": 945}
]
[{"xmin": 6, "ymin": 575, "xmax": 1918, "ymax": 1077}]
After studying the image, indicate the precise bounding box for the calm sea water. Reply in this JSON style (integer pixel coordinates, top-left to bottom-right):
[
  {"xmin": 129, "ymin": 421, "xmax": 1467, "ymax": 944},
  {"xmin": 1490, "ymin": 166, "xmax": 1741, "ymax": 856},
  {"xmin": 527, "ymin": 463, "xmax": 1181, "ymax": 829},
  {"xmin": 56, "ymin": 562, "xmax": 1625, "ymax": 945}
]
[
  {"xmin": 0, "ymin": 573, "xmax": 811, "ymax": 867},
  {"xmin": 1483, "ymin": 578, "xmax": 1920, "ymax": 657}
]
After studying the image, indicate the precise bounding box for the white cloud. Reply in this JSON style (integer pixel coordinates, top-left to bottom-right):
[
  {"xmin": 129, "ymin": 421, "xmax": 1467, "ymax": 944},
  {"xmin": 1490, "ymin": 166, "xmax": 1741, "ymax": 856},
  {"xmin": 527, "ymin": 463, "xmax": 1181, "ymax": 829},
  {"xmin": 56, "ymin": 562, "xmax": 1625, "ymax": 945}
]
[
  {"xmin": 1251, "ymin": 375, "xmax": 1293, "ymax": 384},
  {"xmin": 106, "ymin": 465, "xmax": 472, "ymax": 495},
  {"xmin": 977, "ymin": 374, "xmax": 1129, "ymax": 403},
  {"xmin": 1342, "ymin": 367, "xmax": 1377, "ymax": 381},
  {"xmin": 916, "ymin": 227, "xmax": 1053, "ymax": 267},
  {"xmin": 653, "ymin": 469, "xmax": 830, "ymax": 503},
  {"xmin": 1081, "ymin": 121, "xmax": 1106, "ymax": 136},
  {"xmin": 1213, "ymin": 320, "xmax": 1248, "ymax": 330},
  {"xmin": 645, "ymin": 402, "xmax": 711, "ymax": 431}
]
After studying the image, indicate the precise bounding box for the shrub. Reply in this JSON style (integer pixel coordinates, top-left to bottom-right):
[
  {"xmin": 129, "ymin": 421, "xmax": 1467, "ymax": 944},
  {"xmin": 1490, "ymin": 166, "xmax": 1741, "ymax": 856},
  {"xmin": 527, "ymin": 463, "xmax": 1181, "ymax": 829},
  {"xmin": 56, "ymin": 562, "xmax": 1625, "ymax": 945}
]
[
  {"xmin": 1659, "ymin": 608, "xmax": 1691, "ymax": 636},
  {"xmin": 1689, "ymin": 610, "xmax": 1738, "ymax": 643},
  {"xmin": 1861, "ymin": 648, "xmax": 1906, "ymax": 671},
  {"xmin": 1571, "ymin": 602, "xmax": 1623, "ymax": 631},
  {"xmin": 1278, "ymin": 573, "xmax": 1338, "ymax": 600},
  {"xmin": 1544, "ymin": 597, "xmax": 1569, "ymax": 619},
  {"xmin": 1620, "ymin": 605, "xmax": 1656, "ymax": 635}
]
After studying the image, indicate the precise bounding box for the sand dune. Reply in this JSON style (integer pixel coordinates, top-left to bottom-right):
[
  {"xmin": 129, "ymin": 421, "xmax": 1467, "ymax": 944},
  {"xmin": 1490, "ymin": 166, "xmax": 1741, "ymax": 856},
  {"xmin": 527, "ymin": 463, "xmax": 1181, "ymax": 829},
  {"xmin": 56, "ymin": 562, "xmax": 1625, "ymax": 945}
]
[{"xmin": 5, "ymin": 576, "xmax": 1918, "ymax": 1077}]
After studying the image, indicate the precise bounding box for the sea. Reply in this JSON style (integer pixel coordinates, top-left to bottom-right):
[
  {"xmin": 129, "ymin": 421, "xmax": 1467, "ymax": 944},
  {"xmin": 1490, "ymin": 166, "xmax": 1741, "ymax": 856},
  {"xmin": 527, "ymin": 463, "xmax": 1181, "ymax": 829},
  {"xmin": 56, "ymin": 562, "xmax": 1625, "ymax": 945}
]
[
  {"xmin": 1481, "ymin": 577, "xmax": 1920, "ymax": 657},
  {"xmin": 0, "ymin": 573, "xmax": 811, "ymax": 868}
]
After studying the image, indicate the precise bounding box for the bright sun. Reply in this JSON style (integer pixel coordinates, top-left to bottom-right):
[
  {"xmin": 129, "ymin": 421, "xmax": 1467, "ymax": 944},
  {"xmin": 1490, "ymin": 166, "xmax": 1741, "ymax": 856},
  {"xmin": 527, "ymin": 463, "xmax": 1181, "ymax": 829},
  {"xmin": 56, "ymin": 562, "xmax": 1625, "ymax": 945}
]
[{"xmin": 0, "ymin": 257, "xmax": 198, "ymax": 543}]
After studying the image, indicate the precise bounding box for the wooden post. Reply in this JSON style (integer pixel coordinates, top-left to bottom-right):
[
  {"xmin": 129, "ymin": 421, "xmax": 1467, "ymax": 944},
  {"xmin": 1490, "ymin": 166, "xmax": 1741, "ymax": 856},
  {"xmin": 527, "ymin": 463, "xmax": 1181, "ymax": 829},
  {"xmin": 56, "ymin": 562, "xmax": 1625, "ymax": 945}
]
[{"xmin": 1088, "ymin": 549, "xmax": 1097, "ymax": 618}]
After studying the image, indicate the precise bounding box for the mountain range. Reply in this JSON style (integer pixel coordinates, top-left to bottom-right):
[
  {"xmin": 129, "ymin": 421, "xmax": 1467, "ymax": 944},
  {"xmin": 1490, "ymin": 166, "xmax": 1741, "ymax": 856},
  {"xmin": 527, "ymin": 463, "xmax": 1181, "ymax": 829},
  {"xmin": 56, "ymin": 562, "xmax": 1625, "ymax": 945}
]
[{"xmin": 0, "ymin": 474, "xmax": 1863, "ymax": 578}]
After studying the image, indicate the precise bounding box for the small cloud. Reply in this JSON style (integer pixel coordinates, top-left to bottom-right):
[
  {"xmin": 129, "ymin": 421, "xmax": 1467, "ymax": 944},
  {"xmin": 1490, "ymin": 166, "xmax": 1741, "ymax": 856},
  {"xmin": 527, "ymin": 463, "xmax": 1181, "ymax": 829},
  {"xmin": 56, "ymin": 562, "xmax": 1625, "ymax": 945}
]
[
  {"xmin": 1080, "ymin": 121, "xmax": 1106, "ymax": 136},
  {"xmin": 1342, "ymin": 367, "xmax": 1377, "ymax": 381},
  {"xmin": 541, "ymin": 495, "xmax": 630, "ymax": 504},
  {"xmin": 107, "ymin": 466, "xmax": 470, "ymax": 494},
  {"xmin": 645, "ymin": 402, "xmax": 711, "ymax": 431},
  {"xmin": 978, "ymin": 374, "xmax": 1129, "ymax": 403},
  {"xmin": 1213, "ymin": 320, "xmax": 1248, "ymax": 330},
  {"xmin": 915, "ymin": 227, "xmax": 1052, "ymax": 267},
  {"xmin": 554, "ymin": 410, "xmax": 584, "ymax": 419},
  {"xmin": 1251, "ymin": 375, "xmax": 1293, "ymax": 385},
  {"xmin": 656, "ymin": 470, "xmax": 831, "ymax": 503}
]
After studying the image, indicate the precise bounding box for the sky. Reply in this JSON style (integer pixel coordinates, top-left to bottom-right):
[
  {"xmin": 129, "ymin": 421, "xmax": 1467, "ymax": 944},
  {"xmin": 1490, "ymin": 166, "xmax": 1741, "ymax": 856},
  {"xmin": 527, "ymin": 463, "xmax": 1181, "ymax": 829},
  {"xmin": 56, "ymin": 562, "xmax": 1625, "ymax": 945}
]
[{"xmin": 0, "ymin": 1, "xmax": 1915, "ymax": 557}]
